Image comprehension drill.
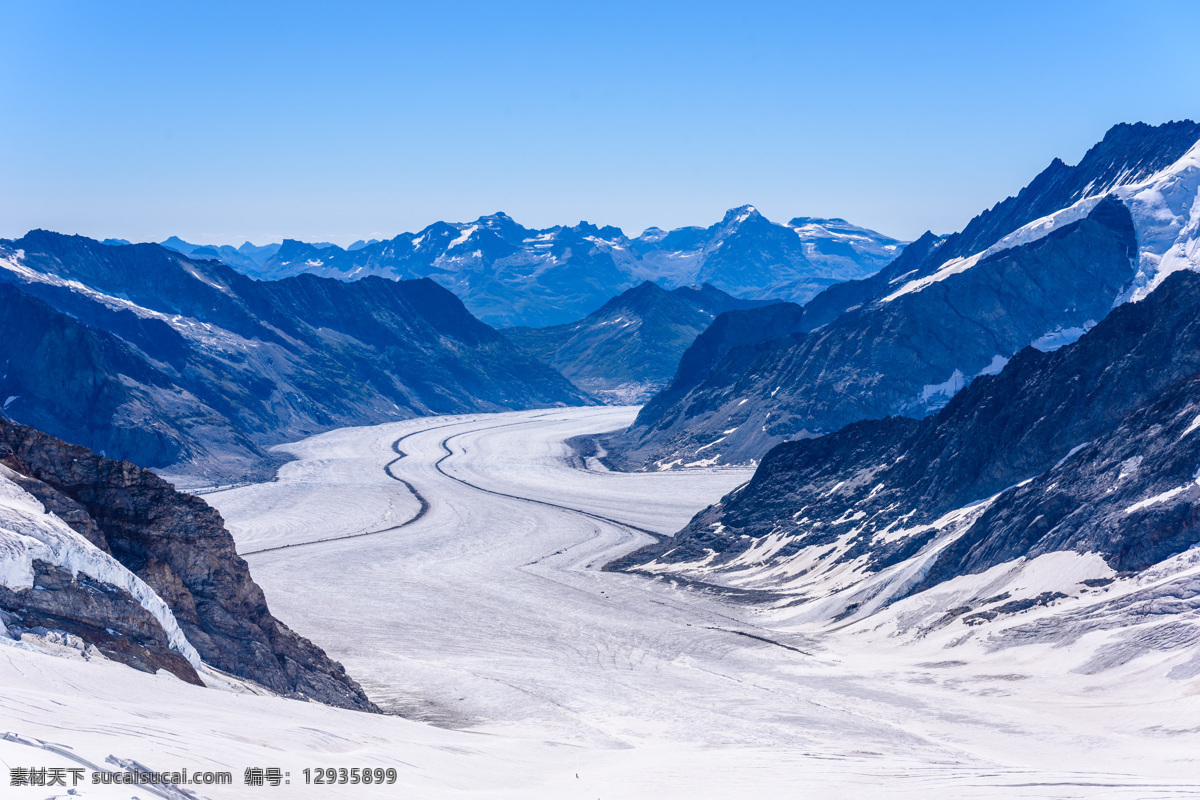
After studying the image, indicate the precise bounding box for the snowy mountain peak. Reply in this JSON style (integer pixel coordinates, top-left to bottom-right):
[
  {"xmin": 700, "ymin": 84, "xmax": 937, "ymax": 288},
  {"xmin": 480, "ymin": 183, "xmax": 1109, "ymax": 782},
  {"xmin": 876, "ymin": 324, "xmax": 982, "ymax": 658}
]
[
  {"xmin": 720, "ymin": 205, "xmax": 762, "ymax": 227},
  {"xmin": 885, "ymin": 127, "xmax": 1200, "ymax": 307},
  {"xmin": 611, "ymin": 119, "xmax": 1200, "ymax": 473},
  {"xmin": 477, "ymin": 211, "xmax": 514, "ymax": 224}
]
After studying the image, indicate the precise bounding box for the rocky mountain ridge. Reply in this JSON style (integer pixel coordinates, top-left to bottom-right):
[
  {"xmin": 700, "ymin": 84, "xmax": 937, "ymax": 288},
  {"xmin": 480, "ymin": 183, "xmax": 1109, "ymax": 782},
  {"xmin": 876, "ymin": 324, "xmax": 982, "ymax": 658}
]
[
  {"xmin": 621, "ymin": 268, "xmax": 1200, "ymax": 655},
  {"xmin": 605, "ymin": 120, "xmax": 1200, "ymax": 470},
  {"xmin": 161, "ymin": 207, "xmax": 904, "ymax": 328},
  {"xmin": 0, "ymin": 231, "xmax": 589, "ymax": 484}
]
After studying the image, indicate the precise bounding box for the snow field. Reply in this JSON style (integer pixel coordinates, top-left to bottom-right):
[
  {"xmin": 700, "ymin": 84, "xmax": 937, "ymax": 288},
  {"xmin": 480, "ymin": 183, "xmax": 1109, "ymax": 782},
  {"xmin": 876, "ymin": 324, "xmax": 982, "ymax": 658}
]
[{"xmin": 2, "ymin": 408, "xmax": 1197, "ymax": 797}]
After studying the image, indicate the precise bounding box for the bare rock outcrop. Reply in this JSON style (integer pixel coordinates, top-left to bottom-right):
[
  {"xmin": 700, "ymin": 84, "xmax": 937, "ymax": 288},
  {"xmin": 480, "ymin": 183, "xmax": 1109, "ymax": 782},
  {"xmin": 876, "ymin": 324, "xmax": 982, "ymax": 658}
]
[{"xmin": 0, "ymin": 418, "xmax": 377, "ymax": 712}]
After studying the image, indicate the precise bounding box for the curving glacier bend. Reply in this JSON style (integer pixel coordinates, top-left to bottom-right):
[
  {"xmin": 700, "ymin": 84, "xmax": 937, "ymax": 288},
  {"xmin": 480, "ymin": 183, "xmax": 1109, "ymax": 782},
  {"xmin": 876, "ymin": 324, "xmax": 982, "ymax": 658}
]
[{"xmin": 2, "ymin": 407, "xmax": 1198, "ymax": 798}]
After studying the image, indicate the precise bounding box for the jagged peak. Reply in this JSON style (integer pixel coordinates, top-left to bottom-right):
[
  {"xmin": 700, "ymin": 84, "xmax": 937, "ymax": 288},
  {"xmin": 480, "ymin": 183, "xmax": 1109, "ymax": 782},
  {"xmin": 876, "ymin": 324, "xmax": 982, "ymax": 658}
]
[
  {"xmin": 627, "ymin": 279, "xmax": 667, "ymax": 294},
  {"xmin": 1069, "ymin": 119, "xmax": 1200, "ymax": 172},
  {"xmin": 720, "ymin": 204, "xmax": 763, "ymax": 226}
]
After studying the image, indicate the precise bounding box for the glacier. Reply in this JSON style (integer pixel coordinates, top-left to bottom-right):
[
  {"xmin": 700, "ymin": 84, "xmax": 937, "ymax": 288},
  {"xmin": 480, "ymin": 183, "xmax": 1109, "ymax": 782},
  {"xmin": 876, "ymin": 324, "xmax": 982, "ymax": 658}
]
[{"xmin": 0, "ymin": 408, "xmax": 1197, "ymax": 796}]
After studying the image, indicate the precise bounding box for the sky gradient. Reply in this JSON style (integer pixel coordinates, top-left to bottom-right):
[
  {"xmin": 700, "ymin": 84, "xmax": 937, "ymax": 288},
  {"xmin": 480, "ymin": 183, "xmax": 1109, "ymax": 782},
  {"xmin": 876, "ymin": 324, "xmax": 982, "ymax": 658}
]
[{"xmin": 2, "ymin": 0, "xmax": 1196, "ymax": 246}]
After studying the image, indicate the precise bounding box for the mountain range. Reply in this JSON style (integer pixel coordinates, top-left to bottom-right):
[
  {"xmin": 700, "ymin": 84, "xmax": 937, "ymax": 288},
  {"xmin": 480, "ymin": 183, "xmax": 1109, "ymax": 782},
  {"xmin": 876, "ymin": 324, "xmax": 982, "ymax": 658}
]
[
  {"xmin": 158, "ymin": 209, "xmax": 904, "ymax": 328},
  {"xmin": 618, "ymin": 267, "xmax": 1200, "ymax": 656},
  {"xmin": 601, "ymin": 120, "xmax": 1200, "ymax": 470},
  {"xmin": 159, "ymin": 236, "xmax": 285, "ymax": 273},
  {"xmin": 0, "ymin": 231, "xmax": 589, "ymax": 485},
  {"xmin": 502, "ymin": 282, "xmax": 774, "ymax": 403},
  {"xmin": 5, "ymin": 117, "xmax": 1200, "ymax": 734}
]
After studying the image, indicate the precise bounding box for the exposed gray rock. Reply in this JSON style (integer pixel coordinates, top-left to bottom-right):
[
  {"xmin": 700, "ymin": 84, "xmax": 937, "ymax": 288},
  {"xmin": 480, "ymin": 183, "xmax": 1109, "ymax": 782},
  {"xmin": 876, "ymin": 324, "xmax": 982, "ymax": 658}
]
[
  {"xmin": 0, "ymin": 418, "xmax": 378, "ymax": 712},
  {"xmin": 608, "ymin": 196, "xmax": 1139, "ymax": 468},
  {"xmin": 0, "ymin": 560, "xmax": 201, "ymax": 684},
  {"xmin": 627, "ymin": 269, "xmax": 1200, "ymax": 611}
]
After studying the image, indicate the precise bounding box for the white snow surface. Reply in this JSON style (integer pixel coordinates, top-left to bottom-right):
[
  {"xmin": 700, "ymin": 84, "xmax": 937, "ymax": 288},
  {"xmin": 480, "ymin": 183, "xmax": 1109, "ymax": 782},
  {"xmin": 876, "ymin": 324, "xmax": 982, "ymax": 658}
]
[
  {"xmin": 1031, "ymin": 321, "xmax": 1097, "ymax": 352},
  {"xmin": 447, "ymin": 224, "xmax": 477, "ymax": 250},
  {"xmin": 2, "ymin": 408, "xmax": 1198, "ymax": 797},
  {"xmin": 882, "ymin": 252, "xmax": 984, "ymax": 302}
]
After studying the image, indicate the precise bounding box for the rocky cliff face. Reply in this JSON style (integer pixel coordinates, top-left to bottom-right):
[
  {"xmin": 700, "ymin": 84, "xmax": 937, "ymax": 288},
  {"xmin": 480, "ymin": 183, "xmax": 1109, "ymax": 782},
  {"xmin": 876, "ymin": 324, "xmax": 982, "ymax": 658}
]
[
  {"xmin": 502, "ymin": 282, "xmax": 773, "ymax": 403},
  {"xmin": 0, "ymin": 231, "xmax": 590, "ymax": 484},
  {"xmin": 0, "ymin": 418, "xmax": 376, "ymax": 711},
  {"xmin": 608, "ymin": 120, "xmax": 1200, "ymax": 469},
  {"xmin": 0, "ymin": 557, "xmax": 203, "ymax": 685},
  {"xmin": 624, "ymin": 269, "xmax": 1200, "ymax": 631}
]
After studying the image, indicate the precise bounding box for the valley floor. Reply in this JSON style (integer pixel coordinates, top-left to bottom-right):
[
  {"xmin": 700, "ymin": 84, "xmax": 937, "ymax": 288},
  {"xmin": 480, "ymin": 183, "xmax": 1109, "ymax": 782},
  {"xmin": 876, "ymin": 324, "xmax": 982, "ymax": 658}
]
[{"xmin": 2, "ymin": 407, "xmax": 1198, "ymax": 798}]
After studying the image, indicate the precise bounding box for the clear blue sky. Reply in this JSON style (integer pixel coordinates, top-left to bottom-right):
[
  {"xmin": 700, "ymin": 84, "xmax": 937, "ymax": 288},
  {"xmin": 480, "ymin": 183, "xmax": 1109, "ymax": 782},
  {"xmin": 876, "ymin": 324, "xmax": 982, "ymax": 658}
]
[{"xmin": 2, "ymin": 0, "xmax": 1196, "ymax": 246}]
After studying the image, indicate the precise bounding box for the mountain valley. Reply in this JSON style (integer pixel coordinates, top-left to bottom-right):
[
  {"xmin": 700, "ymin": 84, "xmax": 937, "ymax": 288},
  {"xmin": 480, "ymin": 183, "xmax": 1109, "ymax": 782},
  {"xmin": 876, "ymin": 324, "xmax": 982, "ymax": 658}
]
[
  {"xmin": 0, "ymin": 231, "xmax": 589, "ymax": 485},
  {"xmin": 502, "ymin": 281, "xmax": 774, "ymax": 402},
  {"xmin": 4, "ymin": 119, "xmax": 1200, "ymax": 799}
]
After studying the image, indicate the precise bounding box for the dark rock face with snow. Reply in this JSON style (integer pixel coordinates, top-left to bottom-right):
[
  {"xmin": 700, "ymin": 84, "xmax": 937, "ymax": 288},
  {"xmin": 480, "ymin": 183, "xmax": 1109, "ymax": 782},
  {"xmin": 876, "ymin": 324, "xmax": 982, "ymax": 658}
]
[
  {"xmin": 502, "ymin": 282, "xmax": 773, "ymax": 403},
  {"xmin": 625, "ymin": 269, "xmax": 1200, "ymax": 622},
  {"xmin": 0, "ymin": 417, "xmax": 376, "ymax": 711},
  {"xmin": 0, "ymin": 231, "xmax": 590, "ymax": 483},
  {"xmin": 0, "ymin": 558, "xmax": 203, "ymax": 685},
  {"xmin": 216, "ymin": 208, "xmax": 902, "ymax": 328},
  {"xmin": 606, "ymin": 197, "xmax": 1139, "ymax": 469},
  {"xmin": 606, "ymin": 120, "xmax": 1200, "ymax": 469}
]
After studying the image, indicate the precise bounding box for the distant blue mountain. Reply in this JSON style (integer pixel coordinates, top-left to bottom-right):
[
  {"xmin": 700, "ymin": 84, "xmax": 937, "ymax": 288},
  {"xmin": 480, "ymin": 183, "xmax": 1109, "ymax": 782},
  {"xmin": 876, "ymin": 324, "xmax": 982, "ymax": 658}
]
[
  {"xmin": 159, "ymin": 236, "xmax": 281, "ymax": 273},
  {"xmin": 166, "ymin": 209, "xmax": 904, "ymax": 328},
  {"xmin": 503, "ymin": 281, "xmax": 775, "ymax": 403}
]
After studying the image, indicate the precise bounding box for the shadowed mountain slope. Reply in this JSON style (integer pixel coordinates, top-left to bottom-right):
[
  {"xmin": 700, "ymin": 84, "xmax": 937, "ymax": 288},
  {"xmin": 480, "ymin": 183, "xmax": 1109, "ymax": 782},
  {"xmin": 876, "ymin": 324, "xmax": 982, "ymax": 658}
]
[
  {"xmin": 0, "ymin": 231, "xmax": 590, "ymax": 484},
  {"xmin": 502, "ymin": 282, "xmax": 773, "ymax": 403},
  {"xmin": 605, "ymin": 120, "xmax": 1200, "ymax": 469}
]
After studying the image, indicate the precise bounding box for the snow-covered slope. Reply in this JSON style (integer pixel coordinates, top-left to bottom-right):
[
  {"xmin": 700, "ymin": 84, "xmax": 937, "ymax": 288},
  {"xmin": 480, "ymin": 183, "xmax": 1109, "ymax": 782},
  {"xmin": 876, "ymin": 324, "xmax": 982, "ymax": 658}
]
[
  {"xmin": 624, "ymin": 269, "xmax": 1200, "ymax": 661},
  {"xmin": 881, "ymin": 135, "xmax": 1200, "ymax": 305},
  {"xmin": 192, "ymin": 408, "xmax": 1200, "ymax": 796},
  {"xmin": 0, "ymin": 408, "xmax": 1195, "ymax": 796},
  {"xmin": 610, "ymin": 120, "xmax": 1200, "ymax": 469},
  {"xmin": 0, "ymin": 416, "xmax": 376, "ymax": 708}
]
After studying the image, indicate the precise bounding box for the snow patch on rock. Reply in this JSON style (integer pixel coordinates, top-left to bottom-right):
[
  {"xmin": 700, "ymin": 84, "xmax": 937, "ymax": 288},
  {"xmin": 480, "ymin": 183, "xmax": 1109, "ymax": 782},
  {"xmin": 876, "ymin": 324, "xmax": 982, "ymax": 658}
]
[{"xmin": 0, "ymin": 467, "xmax": 201, "ymax": 668}]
